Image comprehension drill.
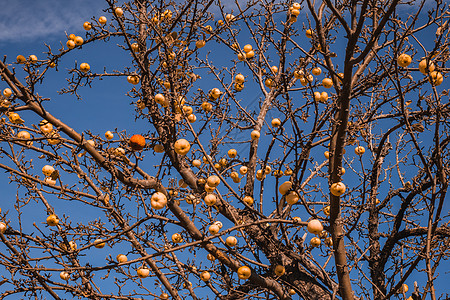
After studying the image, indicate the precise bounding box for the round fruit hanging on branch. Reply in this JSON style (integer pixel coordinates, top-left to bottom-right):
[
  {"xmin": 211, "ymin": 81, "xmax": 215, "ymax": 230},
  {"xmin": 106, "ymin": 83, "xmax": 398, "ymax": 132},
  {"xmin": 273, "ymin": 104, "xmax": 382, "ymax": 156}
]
[{"xmin": 129, "ymin": 134, "xmax": 146, "ymax": 151}]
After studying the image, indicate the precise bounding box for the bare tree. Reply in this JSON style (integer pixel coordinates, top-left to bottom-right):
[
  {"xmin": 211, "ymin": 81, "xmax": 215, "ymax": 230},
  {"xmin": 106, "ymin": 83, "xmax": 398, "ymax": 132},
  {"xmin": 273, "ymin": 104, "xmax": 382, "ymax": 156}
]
[{"xmin": 0, "ymin": 0, "xmax": 449, "ymax": 299}]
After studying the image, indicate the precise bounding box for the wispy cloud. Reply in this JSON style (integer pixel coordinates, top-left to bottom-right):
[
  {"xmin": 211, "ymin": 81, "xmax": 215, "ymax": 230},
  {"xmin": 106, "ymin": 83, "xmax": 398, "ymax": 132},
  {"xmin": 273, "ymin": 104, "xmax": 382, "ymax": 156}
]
[{"xmin": 0, "ymin": 0, "xmax": 104, "ymax": 44}]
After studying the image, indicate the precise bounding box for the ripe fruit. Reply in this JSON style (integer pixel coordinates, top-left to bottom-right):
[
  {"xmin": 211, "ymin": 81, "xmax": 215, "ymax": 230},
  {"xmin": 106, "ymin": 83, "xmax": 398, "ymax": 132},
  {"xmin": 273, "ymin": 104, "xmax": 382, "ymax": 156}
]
[
  {"xmin": 225, "ymin": 236, "xmax": 237, "ymax": 247},
  {"xmin": 29, "ymin": 55, "xmax": 38, "ymax": 63},
  {"xmin": 94, "ymin": 238, "xmax": 106, "ymax": 249},
  {"xmin": 239, "ymin": 166, "xmax": 248, "ymax": 175},
  {"xmin": 251, "ymin": 130, "xmax": 260, "ymax": 140},
  {"xmin": 38, "ymin": 120, "xmax": 52, "ymax": 134},
  {"xmin": 66, "ymin": 40, "xmax": 76, "ymax": 49},
  {"xmin": 79, "ymin": 63, "xmax": 90, "ymax": 73},
  {"xmin": 174, "ymin": 139, "xmax": 191, "ymax": 155},
  {"xmin": 355, "ymin": 145, "xmax": 365, "ymax": 155},
  {"xmin": 131, "ymin": 43, "xmax": 140, "ymax": 52},
  {"xmin": 271, "ymin": 118, "xmax": 281, "ymax": 127},
  {"xmin": 279, "ymin": 181, "xmax": 292, "ymax": 195},
  {"xmin": 330, "ymin": 182, "xmax": 346, "ymax": 196},
  {"xmin": 210, "ymin": 88, "xmax": 221, "ymax": 100},
  {"xmin": 116, "ymin": 254, "xmax": 128, "ymax": 263},
  {"xmin": 274, "ymin": 265, "xmax": 285, "ymax": 276},
  {"xmin": 419, "ymin": 59, "xmax": 435, "ymax": 74},
  {"xmin": 0, "ymin": 222, "xmax": 6, "ymax": 234},
  {"xmin": 320, "ymin": 92, "xmax": 329, "ymax": 103},
  {"xmin": 235, "ymin": 73, "xmax": 245, "ymax": 83},
  {"xmin": 243, "ymin": 196, "xmax": 254, "ymax": 205},
  {"xmin": 429, "ymin": 71, "xmax": 443, "ymax": 86},
  {"xmin": 137, "ymin": 268, "xmax": 149, "ymax": 278},
  {"xmin": 160, "ymin": 293, "xmax": 169, "ymax": 299},
  {"xmin": 228, "ymin": 149, "xmax": 237, "ymax": 158},
  {"xmin": 129, "ymin": 134, "xmax": 146, "ymax": 151},
  {"xmin": 237, "ymin": 266, "xmax": 251, "ymax": 279},
  {"xmin": 289, "ymin": 289, "xmax": 296, "ymax": 295},
  {"xmin": 44, "ymin": 177, "xmax": 56, "ymax": 185},
  {"xmin": 397, "ymin": 284, "xmax": 409, "ymax": 294},
  {"xmin": 312, "ymin": 67, "xmax": 322, "ymax": 75},
  {"xmin": 42, "ymin": 165, "xmax": 55, "ymax": 176},
  {"xmin": 74, "ymin": 36, "xmax": 83, "ymax": 46},
  {"xmin": 114, "ymin": 7, "xmax": 124, "ymax": 17},
  {"xmin": 200, "ymin": 270, "xmax": 211, "ymax": 281},
  {"xmin": 172, "ymin": 233, "xmax": 183, "ymax": 243},
  {"xmin": 245, "ymin": 50, "xmax": 255, "ymax": 59},
  {"xmin": 105, "ymin": 131, "xmax": 114, "ymax": 140},
  {"xmin": 16, "ymin": 55, "xmax": 26, "ymax": 63},
  {"xmin": 46, "ymin": 214, "xmax": 59, "ymax": 226},
  {"xmin": 397, "ymin": 53, "xmax": 412, "ymax": 67},
  {"xmin": 322, "ymin": 78, "xmax": 333, "ymax": 88},
  {"xmin": 204, "ymin": 194, "xmax": 217, "ymax": 206},
  {"xmin": 324, "ymin": 151, "xmax": 330, "ymax": 159},
  {"xmin": 310, "ymin": 237, "xmax": 321, "ymax": 247},
  {"xmin": 208, "ymin": 224, "xmax": 220, "ymax": 234},
  {"xmin": 151, "ymin": 192, "xmax": 167, "ymax": 210},
  {"xmin": 196, "ymin": 40, "xmax": 206, "ymax": 48},
  {"xmin": 305, "ymin": 29, "xmax": 313, "ymax": 38},
  {"xmin": 325, "ymin": 237, "xmax": 333, "ymax": 247},
  {"xmin": 127, "ymin": 75, "xmax": 140, "ymax": 84},
  {"xmin": 286, "ymin": 191, "xmax": 299, "ymax": 205},
  {"xmin": 207, "ymin": 175, "xmax": 220, "ymax": 187},
  {"xmin": 60, "ymin": 271, "xmax": 70, "ymax": 281},
  {"xmin": 243, "ymin": 44, "xmax": 253, "ymax": 53},
  {"xmin": 214, "ymin": 221, "xmax": 223, "ymax": 229},
  {"xmin": 154, "ymin": 144, "xmax": 164, "ymax": 153},
  {"xmin": 192, "ymin": 159, "xmax": 201, "ymax": 167},
  {"xmin": 225, "ymin": 14, "xmax": 235, "ymax": 22},
  {"xmin": 323, "ymin": 205, "xmax": 330, "ymax": 216},
  {"xmin": 99, "ymin": 16, "xmax": 107, "ymax": 25},
  {"xmin": 307, "ymin": 219, "xmax": 323, "ymax": 234},
  {"xmin": 3, "ymin": 88, "xmax": 12, "ymax": 98},
  {"xmin": 83, "ymin": 22, "xmax": 92, "ymax": 30}
]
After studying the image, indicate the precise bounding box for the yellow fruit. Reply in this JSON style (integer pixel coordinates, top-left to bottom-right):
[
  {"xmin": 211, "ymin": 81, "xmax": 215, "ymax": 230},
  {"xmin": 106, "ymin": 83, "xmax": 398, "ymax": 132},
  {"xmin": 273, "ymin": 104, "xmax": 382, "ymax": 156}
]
[
  {"xmin": 323, "ymin": 206, "xmax": 330, "ymax": 216},
  {"xmin": 115, "ymin": 7, "xmax": 124, "ymax": 17},
  {"xmin": 201, "ymin": 101, "xmax": 212, "ymax": 112},
  {"xmin": 429, "ymin": 71, "xmax": 443, "ymax": 86},
  {"xmin": 286, "ymin": 191, "xmax": 299, "ymax": 204},
  {"xmin": 237, "ymin": 266, "xmax": 251, "ymax": 279},
  {"xmin": 196, "ymin": 40, "xmax": 206, "ymax": 48},
  {"xmin": 151, "ymin": 192, "xmax": 167, "ymax": 210},
  {"xmin": 116, "ymin": 254, "xmax": 128, "ymax": 263},
  {"xmin": 0, "ymin": 222, "xmax": 7, "ymax": 234},
  {"xmin": 324, "ymin": 151, "xmax": 330, "ymax": 159},
  {"xmin": 235, "ymin": 73, "xmax": 245, "ymax": 83},
  {"xmin": 355, "ymin": 146, "xmax": 365, "ymax": 155},
  {"xmin": 312, "ymin": 67, "xmax": 322, "ymax": 75},
  {"xmin": 172, "ymin": 233, "xmax": 183, "ymax": 243},
  {"xmin": 137, "ymin": 268, "xmax": 149, "ymax": 278},
  {"xmin": 46, "ymin": 214, "xmax": 59, "ymax": 226},
  {"xmin": 228, "ymin": 149, "xmax": 237, "ymax": 158},
  {"xmin": 239, "ymin": 166, "xmax": 248, "ymax": 175},
  {"xmin": 245, "ymin": 50, "xmax": 255, "ymax": 59},
  {"xmin": 307, "ymin": 219, "xmax": 323, "ymax": 234},
  {"xmin": 105, "ymin": 131, "xmax": 114, "ymax": 140},
  {"xmin": 310, "ymin": 237, "xmax": 321, "ymax": 247},
  {"xmin": 330, "ymin": 182, "xmax": 346, "ymax": 196},
  {"xmin": 225, "ymin": 14, "xmax": 235, "ymax": 22},
  {"xmin": 210, "ymin": 88, "xmax": 221, "ymax": 99},
  {"xmin": 192, "ymin": 159, "xmax": 201, "ymax": 167},
  {"xmin": 207, "ymin": 175, "xmax": 220, "ymax": 187},
  {"xmin": 200, "ymin": 271, "xmax": 211, "ymax": 281},
  {"xmin": 419, "ymin": 59, "xmax": 435, "ymax": 74},
  {"xmin": 204, "ymin": 193, "xmax": 217, "ymax": 206},
  {"xmin": 83, "ymin": 22, "xmax": 92, "ymax": 30},
  {"xmin": 322, "ymin": 78, "xmax": 333, "ymax": 88},
  {"xmin": 60, "ymin": 271, "xmax": 70, "ymax": 281},
  {"xmin": 274, "ymin": 265, "xmax": 285, "ymax": 276},
  {"xmin": 251, "ymin": 130, "xmax": 260, "ymax": 140},
  {"xmin": 127, "ymin": 75, "xmax": 140, "ymax": 84},
  {"xmin": 66, "ymin": 40, "xmax": 76, "ymax": 49},
  {"xmin": 225, "ymin": 236, "xmax": 237, "ymax": 246},
  {"xmin": 305, "ymin": 29, "xmax": 313, "ymax": 38},
  {"xmin": 397, "ymin": 53, "xmax": 412, "ymax": 67},
  {"xmin": 208, "ymin": 224, "xmax": 220, "ymax": 234},
  {"xmin": 99, "ymin": 16, "xmax": 107, "ymax": 25},
  {"xmin": 279, "ymin": 181, "xmax": 292, "ymax": 195},
  {"xmin": 243, "ymin": 44, "xmax": 253, "ymax": 53},
  {"xmin": 174, "ymin": 139, "xmax": 191, "ymax": 155},
  {"xmin": 3, "ymin": 88, "xmax": 12, "ymax": 98},
  {"xmin": 314, "ymin": 91, "xmax": 321, "ymax": 102},
  {"xmin": 16, "ymin": 55, "xmax": 26, "ymax": 64},
  {"xmin": 271, "ymin": 118, "xmax": 281, "ymax": 127},
  {"xmin": 79, "ymin": 63, "xmax": 90, "ymax": 73},
  {"xmin": 243, "ymin": 196, "xmax": 253, "ymax": 205},
  {"xmin": 74, "ymin": 36, "xmax": 83, "ymax": 46},
  {"xmin": 131, "ymin": 43, "xmax": 140, "ymax": 52},
  {"xmin": 29, "ymin": 55, "xmax": 38, "ymax": 63},
  {"xmin": 94, "ymin": 238, "xmax": 106, "ymax": 249},
  {"xmin": 42, "ymin": 165, "xmax": 55, "ymax": 176},
  {"xmin": 214, "ymin": 221, "xmax": 223, "ymax": 229},
  {"xmin": 17, "ymin": 130, "xmax": 32, "ymax": 146},
  {"xmin": 289, "ymin": 288, "xmax": 296, "ymax": 295}
]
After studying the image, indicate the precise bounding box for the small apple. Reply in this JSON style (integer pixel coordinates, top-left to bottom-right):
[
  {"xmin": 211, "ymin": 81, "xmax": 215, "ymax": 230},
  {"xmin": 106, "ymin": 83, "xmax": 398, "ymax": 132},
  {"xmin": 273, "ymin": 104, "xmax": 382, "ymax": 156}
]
[
  {"xmin": 293, "ymin": 216, "xmax": 302, "ymax": 223},
  {"xmin": 42, "ymin": 165, "xmax": 55, "ymax": 177},
  {"xmin": 324, "ymin": 151, "xmax": 330, "ymax": 159},
  {"xmin": 225, "ymin": 13, "xmax": 235, "ymax": 22},
  {"xmin": 325, "ymin": 237, "xmax": 333, "ymax": 247},
  {"xmin": 210, "ymin": 88, "xmax": 221, "ymax": 99},
  {"xmin": 243, "ymin": 196, "xmax": 254, "ymax": 205},
  {"xmin": 17, "ymin": 130, "xmax": 32, "ymax": 146},
  {"xmin": 44, "ymin": 177, "xmax": 56, "ymax": 185},
  {"xmin": 46, "ymin": 214, "xmax": 59, "ymax": 226},
  {"xmin": 243, "ymin": 44, "xmax": 253, "ymax": 53},
  {"xmin": 279, "ymin": 181, "xmax": 293, "ymax": 195},
  {"xmin": 355, "ymin": 145, "xmax": 365, "ymax": 155},
  {"xmin": 251, "ymin": 130, "xmax": 260, "ymax": 140},
  {"xmin": 208, "ymin": 224, "xmax": 220, "ymax": 234},
  {"xmin": 204, "ymin": 194, "xmax": 217, "ymax": 206},
  {"xmin": 3, "ymin": 88, "xmax": 12, "ymax": 98},
  {"xmin": 0, "ymin": 222, "xmax": 6, "ymax": 234},
  {"xmin": 307, "ymin": 219, "xmax": 323, "ymax": 234},
  {"xmin": 239, "ymin": 166, "xmax": 248, "ymax": 175},
  {"xmin": 305, "ymin": 29, "xmax": 313, "ymax": 38},
  {"xmin": 204, "ymin": 183, "xmax": 215, "ymax": 192},
  {"xmin": 310, "ymin": 237, "xmax": 321, "ymax": 247},
  {"xmin": 174, "ymin": 139, "xmax": 191, "ymax": 155},
  {"xmin": 214, "ymin": 221, "xmax": 223, "ymax": 229},
  {"xmin": 160, "ymin": 293, "xmax": 169, "ymax": 299},
  {"xmin": 137, "ymin": 268, "xmax": 149, "ymax": 278},
  {"xmin": 116, "ymin": 254, "xmax": 128, "ymax": 263},
  {"xmin": 228, "ymin": 149, "xmax": 237, "ymax": 158},
  {"xmin": 314, "ymin": 91, "xmax": 321, "ymax": 102},
  {"xmin": 237, "ymin": 266, "xmax": 251, "ymax": 279},
  {"xmin": 289, "ymin": 289, "xmax": 296, "ymax": 295},
  {"xmin": 397, "ymin": 53, "xmax": 412, "ymax": 67},
  {"xmin": 286, "ymin": 191, "xmax": 299, "ymax": 205},
  {"xmin": 16, "ymin": 55, "xmax": 26, "ymax": 63},
  {"xmin": 235, "ymin": 73, "xmax": 245, "ymax": 83},
  {"xmin": 154, "ymin": 93, "xmax": 166, "ymax": 106},
  {"xmin": 29, "ymin": 55, "xmax": 38, "ymax": 63},
  {"xmin": 330, "ymin": 182, "xmax": 346, "ymax": 196},
  {"xmin": 200, "ymin": 270, "xmax": 211, "ymax": 281},
  {"xmin": 151, "ymin": 192, "xmax": 167, "ymax": 210},
  {"xmin": 320, "ymin": 92, "xmax": 329, "ymax": 103},
  {"xmin": 127, "ymin": 75, "xmax": 140, "ymax": 84},
  {"xmin": 271, "ymin": 118, "xmax": 281, "ymax": 128},
  {"xmin": 201, "ymin": 101, "xmax": 212, "ymax": 111},
  {"xmin": 154, "ymin": 144, "xmax": 164, "ymax": 153},
  {"xmin": 256, "ymin": 169, "xmax": 265, "ymax": 181},
  {"xmin": 196, "ymin": 40, "xmax": 206, "ymax": 48},
  {"xmin": 192, "ymin": 159, "xmax": 201, "ymax": 167},
  {"xmin": 105, "ymin": 131, "xmax": 114, "ymax": 140},
  {"xmin": 94, "ymin": 238, "xmax": 106, "ymax": 249},
  {"xmin": 292, "ymin": 2, "xmax": 301, "ymax": 9},
  {"xmin": 312, "ymin": 67, "xmax": 322, "ymax": 75},
  {"xmin": 323, "ymin": 206, "xmax": 330, "ymax": 216},
  {"xmin": 207, "ymin": 175, "xmax": 220, "ymax": 187},
  {"xmin": 66, "ymin": 40, "xmax": 76, "ymax": 49},
  {"xmin": 429, "ymin": 71, "xmax": 443, "ymax": 86},
  {"xmin": 114, "ymin": 7, "xmax": 124, "ymax": 17},
  {"xmin": 83, "ymin": 22, "xmax": 92, "ymax": 30},
  {"xmin": 74, "ymin": 36, "xmax": 83, "ymax": 46},
  {"xmin": 322, "ymin": 78, "xmax": 333, "ymax": 88},
  {"xmin": 60, "ymin": 271, "xmax": 70, "ymax": 281},
  {"xmin": 79, "ymin": 63, "xmax": 90, "ymax": 73},
  {"xmin": 172, "ymin": 233, "xmax": 183, "ymax": 243},
  {"xmin": 129, "ymin": 134, "xmax": 146, "ymax": 151},
  {"xmin": 99, "ymin": 16, "xmax": 107, "ymax": 25},
  {"xmin": 419, "ymin": 59, "xmax": 435, "ymax": 74},
  {"xmin": 274, "ymin": 265, "xmax": 285, "ymax": 276}
]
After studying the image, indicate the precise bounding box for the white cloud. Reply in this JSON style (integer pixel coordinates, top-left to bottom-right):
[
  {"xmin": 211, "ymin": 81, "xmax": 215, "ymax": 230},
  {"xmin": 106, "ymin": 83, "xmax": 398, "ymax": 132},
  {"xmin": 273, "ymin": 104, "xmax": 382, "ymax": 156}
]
[{"xmin": 0, "ymin": 0, "xmax": 104, "ymax": 43}]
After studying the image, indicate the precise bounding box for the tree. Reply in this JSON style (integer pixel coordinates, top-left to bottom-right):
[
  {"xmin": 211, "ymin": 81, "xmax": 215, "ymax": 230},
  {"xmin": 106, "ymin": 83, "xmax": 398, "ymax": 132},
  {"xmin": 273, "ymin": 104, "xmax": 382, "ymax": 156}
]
[{"xmin": 0, "ymin": 0, "xmax": 449, "ymax": 299}]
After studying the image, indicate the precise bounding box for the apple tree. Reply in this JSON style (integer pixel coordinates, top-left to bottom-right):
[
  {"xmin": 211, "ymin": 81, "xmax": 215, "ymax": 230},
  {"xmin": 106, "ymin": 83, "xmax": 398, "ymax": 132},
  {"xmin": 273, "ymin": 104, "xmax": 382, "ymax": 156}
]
[{"xmin": 0, "ymin": 0, "xmax": 449, "ymax": 299}]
